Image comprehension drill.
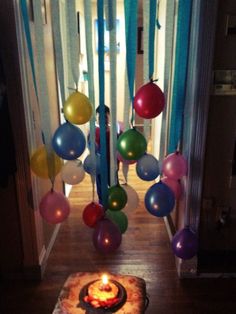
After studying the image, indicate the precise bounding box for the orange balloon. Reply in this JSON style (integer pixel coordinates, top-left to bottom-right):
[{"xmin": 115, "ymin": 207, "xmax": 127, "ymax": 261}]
[
  {"xmin": 30, "ymin": 146, "xmax": 63, "ymax": 179},
  {"xmin": 63, "ymin": 91, "xmax": 92, "ymax": 124}
]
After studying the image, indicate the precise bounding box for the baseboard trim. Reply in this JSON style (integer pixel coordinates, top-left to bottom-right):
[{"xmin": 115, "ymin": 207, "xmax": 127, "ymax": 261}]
[{"xmin": 39, "ymin": 224, "xmax": 61, "ymax": 277}]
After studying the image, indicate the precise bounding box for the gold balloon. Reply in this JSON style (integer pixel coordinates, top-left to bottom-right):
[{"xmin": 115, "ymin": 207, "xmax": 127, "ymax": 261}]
[
  {"xmin": 30, "ymin": 146, "xmax": 63, "ymax": 179},
  {"xmin": 63, "ymin": 91, "xmax": 92, "ymax": 125}
]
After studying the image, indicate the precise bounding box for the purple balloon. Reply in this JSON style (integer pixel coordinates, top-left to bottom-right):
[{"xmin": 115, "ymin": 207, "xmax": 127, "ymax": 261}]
[
  {"xmin": 93, "ymin": 218, "xmax": 122, "ymax": 254},
  {"xmin": 39, "ymin": 190, "xmax": 70, "ymax": 224},
  {"xmin": 172, "ymin": 227, "xmax": 198, "ymax": 260}
]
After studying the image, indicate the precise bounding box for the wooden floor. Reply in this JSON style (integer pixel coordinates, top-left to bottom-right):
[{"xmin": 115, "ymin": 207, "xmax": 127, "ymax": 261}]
[{"xmin": 1, "ymin": 165, "xmax": 236, "ymax": 314}]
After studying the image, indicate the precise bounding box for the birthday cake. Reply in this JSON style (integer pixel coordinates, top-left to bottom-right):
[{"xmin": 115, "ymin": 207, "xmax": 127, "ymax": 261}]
[{"xmin": 88, "ymin": 279, "xmax": 119, "ymax": 300}]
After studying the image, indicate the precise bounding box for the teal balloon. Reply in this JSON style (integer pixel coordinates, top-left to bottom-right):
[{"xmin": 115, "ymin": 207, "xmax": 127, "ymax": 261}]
[
  {"xmin": 117, "ymin": 128, "xmax": 147, "ymax": 160},
  {"xmin": 106, "ymin": 210, "xmax": 128, "ymax": 234},
  {"xmin": 107, "ymin": 185, "xmax": 127, "ymax": 211}
]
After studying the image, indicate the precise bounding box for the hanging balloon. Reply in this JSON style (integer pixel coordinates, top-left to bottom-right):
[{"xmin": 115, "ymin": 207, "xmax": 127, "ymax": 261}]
[
  {"xmin": 117, "ymin": 152, "xmax": 137, "ymax": 165},
  {"xmin": 171, "ymin": 227, "xmax": 198, "ymax": 260},
  {"xmin": 136, "ymin": 153, "xmax": 160, "ymax": 181},
  {"xmin": 93, "ymin": 218, "xmax": 122, "ymax": 254},
  {"xmin": 106, "ymin": 210, "xmax": 128, "ymax": 234},
  {"xmin": 107, "ymin": 184, "xmax": 128, "ymax": 211},
  {"xmin": 61, "ymin": 160, "xmax": 85, "ymax": 185},
  {"xmin": 39, "ymin": 190, "xmax": 70, "ymax": 224},
  {"xmin": 161, "ymin": 176, "xmax": 182, "ymax": 200},
  {"xmin": 121, "ymin": 184, "xmax": 139, "ymax": 212},
  {"xmin": 145, "ymin": 181, "xmax": 175, "ymax": 217},
  {"xmin": 117, "ymin": 128, "xmax": 147, "ymax": 160},
  {"xmin": 63, "ymin": 91, "xmax": 92, "ymax": 125},
  {"xmin": 83, "ymin": 154, "xmax": 101, "ymax": 175},
  {"xmin": 52, "ymin": 122, "xmax": 86, "ymax": 160},
  {"xmin": 162, "ymin": 152, "xmax": 187, "ymax": 180},
  {"xmin": 30, "ymin": 145, "xmax": 63, "ymax": 179},
  {"xmin": 82, "ymin": 202, "xmax": 104, "ymax": 228},
  {"xmin": 134, "ymin": 81, "xmax": 165, "ymax": 119}
]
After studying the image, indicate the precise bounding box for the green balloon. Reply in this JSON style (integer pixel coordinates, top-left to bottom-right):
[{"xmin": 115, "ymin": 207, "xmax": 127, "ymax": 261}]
[
  {"xmin": 107, "ymin": 185, "xmax": 127, "ymax": 211},
  {"xmin": 106, "ymin": 210, "xmax": 128, "ymax": 234},
  {"xmin": 117, "ymin": 128, "xmax": 147, "ymax": 160}
]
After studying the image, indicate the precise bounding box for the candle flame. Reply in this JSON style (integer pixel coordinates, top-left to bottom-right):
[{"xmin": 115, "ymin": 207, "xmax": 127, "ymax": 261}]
[{"xmin": 102, "ymin": 274, "xmax": 108, "ymax": 285}]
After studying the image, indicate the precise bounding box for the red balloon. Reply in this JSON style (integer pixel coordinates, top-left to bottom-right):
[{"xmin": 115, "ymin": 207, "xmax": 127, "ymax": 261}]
[
  {"xmin": 39, "ymin": 190, "xmax": 70, "ymax": 224},
  {"xmin": 82, "ymin": 202, "xmax": 104, "ymax": 228},
  {"xmin": 117, "ymin": 152, "xmax": 137, "ymax": 165},
  {"xmin": 134, "ymin": 81, "xmax": 165, "ymax": 119}
]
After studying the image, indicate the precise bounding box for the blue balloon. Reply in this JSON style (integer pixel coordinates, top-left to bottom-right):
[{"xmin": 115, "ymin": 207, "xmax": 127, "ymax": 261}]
[
  {"xmin": 52, "ymin": 122, "xmax": 86, "ymax": 160},
  {"xmin": 83, "ymin": 154, "xmax": 101, "ymax": 175},
  {"xmin": 145, "ymin": 181, "xmax": 175, "ymax": 217},
  {"xmin": 136, "ymin": 153, "xmax": 160, "ymax": 181}
]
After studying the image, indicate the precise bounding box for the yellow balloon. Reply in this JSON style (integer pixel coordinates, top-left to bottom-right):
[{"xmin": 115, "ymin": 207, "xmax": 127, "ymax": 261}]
[
  {"xmin": 63, "ymin": 91, "xmax": 92, "ymax": 125},
  {"xmin": 30, "ymin": 146, "xmax": 63, "ymax": 179}
]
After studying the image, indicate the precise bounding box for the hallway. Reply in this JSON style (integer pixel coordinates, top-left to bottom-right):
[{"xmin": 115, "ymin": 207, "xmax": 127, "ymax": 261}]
[{"xmin": 1, "ymin": 165, "xmax": 236, "ymax": 314}]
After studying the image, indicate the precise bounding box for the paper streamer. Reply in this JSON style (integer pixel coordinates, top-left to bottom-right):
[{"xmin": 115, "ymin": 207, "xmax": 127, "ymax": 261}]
[
  {"xmin": 159, "ymin": 0, "xmax": 176, "ymax": 161},
  {"xmin": 66, "ymin": 0, "xmax": 80, "ymax": 88},
  {"xmin": 84, "ymin": 0, "xmax": 96, "ymax": 199},
  {"xmin": 20, "ymin": 0, "xmax": 38, "ymax": 100},
  {"xmin": 51, "ymin": 0, "xmax": 66, "ymax": 104},
  {"xmin": 108, "ymin": 0, "xmax": 117, "ymax": 186},
  {"xmin": 168, "ymin": 0, "xmax": 192, "ymax": 153},
  {"xmin": 124, "ymin": 0, "xmax": 138, "ymax": 127},
  {"xmin": 97, "ymin": 0, "xmax": 109, "ymax": 206},
  {"xmin": 143, "ymin": 0, "xmax": 151, "ymax": 141},
  {"xmin": 32, "ymin": 0, "xmax": 55, "ymax": 183}
]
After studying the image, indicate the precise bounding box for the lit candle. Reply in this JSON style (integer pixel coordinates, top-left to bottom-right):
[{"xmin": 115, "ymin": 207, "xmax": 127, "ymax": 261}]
[{"xmin": 99, "ymin": 274, "xmax": 111, "ymax": 291}]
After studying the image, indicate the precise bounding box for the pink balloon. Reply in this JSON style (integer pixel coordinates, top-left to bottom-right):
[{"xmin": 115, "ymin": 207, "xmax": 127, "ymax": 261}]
[
  {"xmin": 162, "ymin": 152, "xmax": 187, "ymax": 180},
  {"xmin": 117, "ymin": 152, "xmax": 137, "ymax": 165},
  {"xmin": 39, "ymin": 190, "xmax": 70, "ymax": 224},
  {"xmin": 134, "ymin": 81, "xmax": 165, "ymax": 119},
  {"xmin": 161, "ymin": 177, "xmax": 182, "ymax": 200}
]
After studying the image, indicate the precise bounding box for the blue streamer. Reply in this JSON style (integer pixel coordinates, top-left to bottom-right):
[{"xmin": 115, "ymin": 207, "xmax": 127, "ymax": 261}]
[
  {"xmin": 149, "ymin": 0, "xmax": 157, "ymax": 79},
  {"xmin": 20, "ymin": 0, "xmax": 38, "ymax": 99},
  {"xmin": 97, "ymin": 0, "xmax": 108, "ymax": 206},
  {"xmin": 168, "ymin": 0, "xmax": 192, "ymax": 153},
  {"xmin": 124, "ymin": 0, "xmax": 138, "ymax": 106}
]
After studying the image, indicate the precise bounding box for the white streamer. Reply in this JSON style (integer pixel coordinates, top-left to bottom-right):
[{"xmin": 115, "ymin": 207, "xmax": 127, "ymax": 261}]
[
  {"xmin": 32, "ymin": 0, "xmax": 55, "ymax": 182},
  {"xmin": 143, "ymin": 0, "xmax": 151, "ymax": 142},
  {"xmin": 51, "ymin": 0, "xmax": 66, "ymax": 104}
]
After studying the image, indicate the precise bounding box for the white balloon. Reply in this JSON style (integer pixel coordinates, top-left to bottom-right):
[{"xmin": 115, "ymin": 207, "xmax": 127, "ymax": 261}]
[
  {"xmin": 61, "ymin": 160, "xmax": 85, "ymax": 185},
  {"xmin": 121, "ymin": 183, "xmax": 139, "ymax": 212}
]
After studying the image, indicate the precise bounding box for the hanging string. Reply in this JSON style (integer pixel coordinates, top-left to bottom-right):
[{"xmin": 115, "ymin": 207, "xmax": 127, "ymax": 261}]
[
  {"xmin": 66, "ymin": 1, "xmax": 80, "ymax": 89},
  {"xmin": 106, "ymin": 0, "xmax": 117, "ymax": 187},
  {"xmin": 124, "ymin": 0, "xmax": 138, "ymax": 127},
  {"xmin": 30, "ymin": 0, "xmax": 55, "ymax": 186},
  {"xmin": 167, "ymin": 0, "xmax": 192, "ymax": 154},
  {"xmin": 97, "ymin": 0, "xmax": 109, "ymax": 207},
  {"xmin": 84, "ymin": 0, "xmax": 96, "ymax": 202},
  {"xmin": 51, "ymin": 0, "xmax": 66, "ymax": 105}
]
